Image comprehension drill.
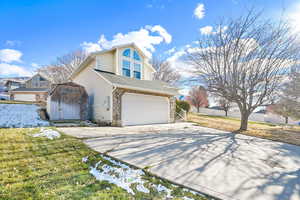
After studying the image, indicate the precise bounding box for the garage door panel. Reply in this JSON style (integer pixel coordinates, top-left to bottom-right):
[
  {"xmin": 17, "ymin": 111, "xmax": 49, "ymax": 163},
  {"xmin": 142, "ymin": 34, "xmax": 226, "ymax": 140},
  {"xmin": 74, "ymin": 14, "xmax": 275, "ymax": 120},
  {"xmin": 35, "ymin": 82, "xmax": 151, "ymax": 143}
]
[
  {"xmin": 14, "ymin": 94, "xmax": 36, "ymax": 101},
  {"xmin": 122, "ymin": 93, "xmax": 169, "ymax": 126}
]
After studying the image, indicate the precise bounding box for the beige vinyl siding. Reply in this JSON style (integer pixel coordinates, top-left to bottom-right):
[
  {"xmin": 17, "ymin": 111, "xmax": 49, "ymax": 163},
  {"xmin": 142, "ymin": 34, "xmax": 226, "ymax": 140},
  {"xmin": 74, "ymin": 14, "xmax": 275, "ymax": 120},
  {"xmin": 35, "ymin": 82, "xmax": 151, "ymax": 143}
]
[
  {"xmin": 95, "ymin": 52, "xmax": 115, "ymax": 73},
  {"xmin": 143, "ymin": 62, "xmax": 155, "ymax": 80},
  {"xmin": 72, "ymin": 62, "xmax": 113, "ymax": 123}
]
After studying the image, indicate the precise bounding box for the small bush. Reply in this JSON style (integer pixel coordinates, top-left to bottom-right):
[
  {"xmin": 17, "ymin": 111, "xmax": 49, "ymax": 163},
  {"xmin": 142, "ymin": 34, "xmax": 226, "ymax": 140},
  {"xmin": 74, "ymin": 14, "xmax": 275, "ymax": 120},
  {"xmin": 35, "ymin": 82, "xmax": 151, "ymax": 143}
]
[{"xmin": 176, "ymin": 100, "xmax": 190, "ymax": 113}]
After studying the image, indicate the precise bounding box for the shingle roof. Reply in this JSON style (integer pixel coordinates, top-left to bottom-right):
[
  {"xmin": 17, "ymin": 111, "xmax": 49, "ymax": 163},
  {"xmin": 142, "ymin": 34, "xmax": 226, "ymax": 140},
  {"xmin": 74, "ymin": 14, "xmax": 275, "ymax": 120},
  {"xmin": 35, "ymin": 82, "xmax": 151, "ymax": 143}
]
[
  {"xmin": 11, "ymin": 87, "xmax": 49, "ymax": 92},
  {"xmin": 94, "ymin": 69, "xmax": 178, "ymax": 96}
]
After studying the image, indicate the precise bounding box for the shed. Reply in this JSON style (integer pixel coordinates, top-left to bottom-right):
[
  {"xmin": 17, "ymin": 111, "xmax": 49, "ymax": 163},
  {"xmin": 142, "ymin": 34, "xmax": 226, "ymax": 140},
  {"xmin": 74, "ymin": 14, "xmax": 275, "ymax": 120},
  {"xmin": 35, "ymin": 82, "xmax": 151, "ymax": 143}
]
[{"xmin": 47, "ymin": 82, "xmax": 88, "ymax": 120}]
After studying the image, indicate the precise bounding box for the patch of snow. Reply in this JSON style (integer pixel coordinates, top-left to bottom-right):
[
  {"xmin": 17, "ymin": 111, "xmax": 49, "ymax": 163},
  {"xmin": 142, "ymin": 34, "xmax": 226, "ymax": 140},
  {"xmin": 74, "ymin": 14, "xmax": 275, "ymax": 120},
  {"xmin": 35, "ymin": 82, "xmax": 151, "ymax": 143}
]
[
  {"xmin": 82, "ymin": 156, "xmax": 88, "ymax": 163},
  {"xmin": 183, "ymin": 197, "xmax": 194, "ymax": 200},
  {"xmin": 88, "ymin": 155, "xmax": 204, "ymax": 199},
  {"xmin": 89, "ymin": 155, "xmax": 149, "ymax": 195},
  {"xmin": 136, "ymin": 184, "xmax": 150, "ymax": 193},
  {"xmin": 32, "ymin": 128, "xmax": 60, "ymax": 140},
  {"xmin": 0, "ymin": 104, "xmax": 49, "ymax": 128},
  {"xmin": 153, "ymin": 184, "xmax": 173, "ymax": 198}
]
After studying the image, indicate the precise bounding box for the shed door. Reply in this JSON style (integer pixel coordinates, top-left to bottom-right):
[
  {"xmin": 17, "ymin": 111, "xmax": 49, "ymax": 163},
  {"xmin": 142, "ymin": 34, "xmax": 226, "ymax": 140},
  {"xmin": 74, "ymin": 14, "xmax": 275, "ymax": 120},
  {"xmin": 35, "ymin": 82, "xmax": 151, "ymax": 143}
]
[
  {"xmin": 14, "ymin": 94, "xmax": 36, "ymax": 101},
  {"xmin": 121, "ymin": 93, "xmax": 170, "ymax": 126},
  {"xmin": 50, "ymin": 97, "xmax": 80, "ymax": 120}
]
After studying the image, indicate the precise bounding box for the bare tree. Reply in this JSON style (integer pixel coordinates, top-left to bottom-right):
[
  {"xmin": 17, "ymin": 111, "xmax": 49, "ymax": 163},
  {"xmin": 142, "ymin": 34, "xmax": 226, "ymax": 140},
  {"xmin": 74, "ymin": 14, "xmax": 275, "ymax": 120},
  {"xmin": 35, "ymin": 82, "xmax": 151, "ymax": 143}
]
[
  {"xmin": 281, "ymin": 70, "xmax": 300, "ymax": 119},
  {"xmin": 38, "ymin": 49, "xmax": 87, "ymax": 83},
  {"xmin": 185, "ymin": 9, "xmax": 300, "ymax": 130},
  {"xmin": 152, "ymin": 57, "xmax": 181, "ymax": 85},
  {"xmin": 267, "ymin": 102, "xmax": 292, "ymax": 124},
  {"xmin": 37, "ymin": 65, "xmax": 71, "ymax": 84},
  {"xmin": 186, "ymin": 86, "xmax": 209, "ymax": 112},
  {"xmin": 218, "ymin": 98, "xmax": 232, "ymax": 117}
]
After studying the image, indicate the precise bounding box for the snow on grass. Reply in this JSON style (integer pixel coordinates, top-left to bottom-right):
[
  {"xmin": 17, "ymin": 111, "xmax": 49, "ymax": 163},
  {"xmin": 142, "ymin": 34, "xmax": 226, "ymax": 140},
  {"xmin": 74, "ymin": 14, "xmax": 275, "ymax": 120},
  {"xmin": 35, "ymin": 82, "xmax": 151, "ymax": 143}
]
[
  {"xmin": 153, "ymin": 184, "xmax": 173, "ymax": 198},
  {"xmin": 86, "ymin": 155, "xmax": 205, "ymax": 199},
  {"xmin": 32, "ymin": 128, "xmax": 61, "ymax": 140},
  {"xmin": 183, "ymin": 197, "xmax": 195, "ymax": 200},
  {"xmin": 0, "ymin": 104, "xmax": 49, "ymax": 128},
  {"xmin": 82, "ymin": 156, "xmax": 88, "ymax": 163},
  {"xmin": 90, "ymin": 155, "xmax": 149, "ymax": 195}
]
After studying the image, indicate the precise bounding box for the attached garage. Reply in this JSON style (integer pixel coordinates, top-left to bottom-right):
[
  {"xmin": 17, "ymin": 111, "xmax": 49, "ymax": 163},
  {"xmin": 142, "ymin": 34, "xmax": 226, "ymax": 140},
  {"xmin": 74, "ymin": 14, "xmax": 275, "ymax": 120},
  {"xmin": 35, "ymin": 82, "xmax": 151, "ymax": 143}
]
[
  {"xmin": 121, "ymin": 93, "xmax": 170, "ymax": 126},
  {"xmin": 14, "ymin": 93, "xmax": 36, "ymax": 101}
]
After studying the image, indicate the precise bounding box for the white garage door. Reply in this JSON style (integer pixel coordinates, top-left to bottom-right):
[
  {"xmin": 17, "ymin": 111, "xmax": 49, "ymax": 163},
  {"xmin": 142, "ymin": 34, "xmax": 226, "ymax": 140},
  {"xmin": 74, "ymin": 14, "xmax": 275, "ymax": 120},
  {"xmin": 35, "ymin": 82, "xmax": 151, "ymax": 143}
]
[
  {"xmin": 122, "ymin": 93, "xmax": 170, "ymax": 126},
  {"xmin": 14, "ymin": 94, "xmax": 36, "ymax": 101}
]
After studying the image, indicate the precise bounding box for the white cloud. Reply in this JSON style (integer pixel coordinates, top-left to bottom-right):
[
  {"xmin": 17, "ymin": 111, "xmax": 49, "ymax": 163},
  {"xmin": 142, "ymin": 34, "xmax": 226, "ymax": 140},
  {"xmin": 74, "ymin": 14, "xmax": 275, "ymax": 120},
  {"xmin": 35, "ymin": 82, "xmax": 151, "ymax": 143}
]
[
  {"xmin": 5, "ymin": 40, "xmax": 21, "ymax": 47},
  {"xmin": 31, "ymin": 63, "xmax": 40, "ymax": 69},
  {"xmin": 287, "ymin": 2, "xmax": 300, "ymax": 33},
  {"xmin": 199, "ymin": 26, "xmax": 228, "ymax": 35},
  {"xmin": 199, "ymin": 26, "xmax": 213, "ymax": 35},
  {"xmin": 165, "ymin": 47, "xmax": 176, "ymax": 55},
  {"xmin": 81, "ymin": 42, "xmax": 102, "ymax": 53},
  {"xmin": 81, "ymin": 25, "xmax": 172, "ymax": 57},
  {"xmin": 0, "ymin": 49, "xmax": 22, "ymax": 63},
  {"xmin": 0, "ymin": 63, "xmax": 32, "ymax": 77},
  {"xmin": 194, "ymin": 3, "xmax": 205, "ymax": 19},
  {"xmin": 146, "ymin": 4, "xmax": 153, "ymax": 8},
  {"xmin": 146, "ymin": 25, "xmax": 172, "ymax": 43},
  {"xmin": 166, "ymin": 48, "xmax": 195, "ymax": 78}
]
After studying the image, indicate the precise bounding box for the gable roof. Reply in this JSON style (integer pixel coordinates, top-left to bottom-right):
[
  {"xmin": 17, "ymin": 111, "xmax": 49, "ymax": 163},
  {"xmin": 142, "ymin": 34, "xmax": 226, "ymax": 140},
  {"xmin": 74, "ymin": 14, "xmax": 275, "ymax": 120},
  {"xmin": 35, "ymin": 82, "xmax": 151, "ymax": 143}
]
[
  {"xmin": 25, "ymin": 72, "xmax": 52, "ymax": 83},
  {"xmin": 94, "ymin": 69, "xmax": 178, "ymax": 96},
  {"xmin": 70, "ymin": 43, "xmax": 156, "ymax": 80}
]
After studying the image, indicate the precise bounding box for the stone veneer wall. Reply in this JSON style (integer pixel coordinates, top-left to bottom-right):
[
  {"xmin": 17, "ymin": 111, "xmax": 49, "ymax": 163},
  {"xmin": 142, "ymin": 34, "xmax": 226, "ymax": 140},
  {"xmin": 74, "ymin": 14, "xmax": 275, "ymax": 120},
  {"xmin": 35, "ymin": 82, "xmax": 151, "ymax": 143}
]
[{"xmin": 112, "ymin": 87, "xmax": 176, "ymax": 126}]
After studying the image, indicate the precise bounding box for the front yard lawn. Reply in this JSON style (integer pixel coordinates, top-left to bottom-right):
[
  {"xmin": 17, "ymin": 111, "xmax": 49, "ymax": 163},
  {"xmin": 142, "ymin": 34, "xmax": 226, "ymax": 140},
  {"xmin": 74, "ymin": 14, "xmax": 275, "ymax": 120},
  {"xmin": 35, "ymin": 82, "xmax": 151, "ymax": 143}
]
[
  {"xmin": 0, "ymin": 128, "xmax": 210, "ymax": 200},
  {"xmin": 189, "ymin": 113, "xmax": 300, "ymax": 146}
]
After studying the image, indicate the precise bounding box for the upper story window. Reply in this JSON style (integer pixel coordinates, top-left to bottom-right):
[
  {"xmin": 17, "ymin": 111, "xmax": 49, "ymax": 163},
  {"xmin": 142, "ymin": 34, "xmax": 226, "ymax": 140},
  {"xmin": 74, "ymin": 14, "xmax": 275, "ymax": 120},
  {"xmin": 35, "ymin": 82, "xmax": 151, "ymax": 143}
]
[
  {"xmin": 122, "ymin": 49, "xmax": 131, "ymax": 57},
  {"xmin": 39, "ymin": 76, "xmax": 46, "ymax": 81},
  {"xmin": 133, "ymin": 50, "xmax": 141, "ymax": 61},
  {"xmin": 121, "ymin": 48, "xmax": 142, "ymax": 79},
  {"xmin": 122, "ymin": 60, "xmax": 131, "ymax": 77},
  {"xmin": 134, "ymin": 63, "xmax": 141, "ymax": 79}
]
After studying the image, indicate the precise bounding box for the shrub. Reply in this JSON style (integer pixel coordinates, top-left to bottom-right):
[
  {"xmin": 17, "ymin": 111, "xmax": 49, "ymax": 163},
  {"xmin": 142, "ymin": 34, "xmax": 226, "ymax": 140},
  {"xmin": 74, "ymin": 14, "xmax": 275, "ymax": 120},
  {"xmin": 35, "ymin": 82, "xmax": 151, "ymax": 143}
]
[{"xmin": 176, "ymin": 100, "xmax": 190, "ymax": 113}]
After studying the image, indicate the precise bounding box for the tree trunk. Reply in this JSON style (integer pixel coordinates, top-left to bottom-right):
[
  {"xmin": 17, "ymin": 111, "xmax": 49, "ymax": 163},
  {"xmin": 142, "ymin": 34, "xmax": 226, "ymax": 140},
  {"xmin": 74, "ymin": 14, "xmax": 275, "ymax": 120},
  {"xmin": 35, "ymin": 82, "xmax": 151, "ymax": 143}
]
[
  {"xmin": 197, "ymin": 107, "xmax": 200, "ymax": 113},
  {"xmin": 225, "ymin": 110, "xmax": 228, "ymax": 117},
  {"xmin": 285, "ymin": 116, "xmax": 289, "ymax": 124},
  {"xmin": 239, "ymin": 112, "xmax": 249, "ymax": 131}
]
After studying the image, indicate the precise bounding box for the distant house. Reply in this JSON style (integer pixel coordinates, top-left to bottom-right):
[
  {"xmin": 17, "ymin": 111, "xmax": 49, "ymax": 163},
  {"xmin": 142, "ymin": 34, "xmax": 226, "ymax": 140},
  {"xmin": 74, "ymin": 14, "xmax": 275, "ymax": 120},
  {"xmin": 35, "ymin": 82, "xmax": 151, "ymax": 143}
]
[
  {"xmin": 9, "ymin": 73, "xmax": 52, "ymax": 102},
  {"xmin": 4, "ymin": 80, "xmax": 25, "ymax": 91},
  {"xmin": 70, "ymin": 43, "xmax": 178, "ymax": 126}
]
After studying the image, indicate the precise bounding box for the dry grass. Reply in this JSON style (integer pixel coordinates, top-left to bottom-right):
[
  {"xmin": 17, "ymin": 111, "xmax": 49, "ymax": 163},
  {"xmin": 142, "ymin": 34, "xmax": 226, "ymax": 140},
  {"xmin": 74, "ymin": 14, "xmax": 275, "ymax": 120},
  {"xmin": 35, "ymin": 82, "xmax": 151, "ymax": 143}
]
[{"xmin": 188, "ymin": 113, "xmax": 300, "ymax": 146}]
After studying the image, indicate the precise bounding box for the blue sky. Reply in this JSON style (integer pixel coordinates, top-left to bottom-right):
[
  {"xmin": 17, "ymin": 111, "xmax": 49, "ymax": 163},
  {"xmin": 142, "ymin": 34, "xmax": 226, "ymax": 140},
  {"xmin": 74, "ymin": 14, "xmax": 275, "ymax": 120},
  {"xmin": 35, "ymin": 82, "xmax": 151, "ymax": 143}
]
[{"xmin": 0, "ymin": 0, "xmax": 299, "ymax": 78}]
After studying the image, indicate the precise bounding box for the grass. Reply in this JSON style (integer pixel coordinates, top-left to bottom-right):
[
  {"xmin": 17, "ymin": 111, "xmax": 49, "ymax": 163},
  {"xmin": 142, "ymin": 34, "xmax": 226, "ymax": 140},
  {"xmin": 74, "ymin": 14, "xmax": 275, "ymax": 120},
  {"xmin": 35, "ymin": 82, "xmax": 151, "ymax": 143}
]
[
  {"xmin": 0, "ymin": 128, "xmax": 210, "ymax": 200},
  {"xmin": 188, "ymin": 113, "xmax": 300, "ymax": 146}
]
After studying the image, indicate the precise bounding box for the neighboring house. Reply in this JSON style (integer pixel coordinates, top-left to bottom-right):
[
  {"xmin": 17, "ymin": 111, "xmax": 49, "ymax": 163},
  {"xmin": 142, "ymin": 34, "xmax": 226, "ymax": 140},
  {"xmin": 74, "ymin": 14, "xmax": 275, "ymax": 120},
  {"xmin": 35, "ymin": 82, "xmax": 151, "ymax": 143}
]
[
  {"xmin": 71, "ymin": 43, "xmax": 178, "ymax": 126},
  {"xmin": 4, "ymin": 80, "xmax": 25, "ymax": 91},
  {"xmin": 9, "ymin": 73, "xmax": 52, "ymax": 102}
]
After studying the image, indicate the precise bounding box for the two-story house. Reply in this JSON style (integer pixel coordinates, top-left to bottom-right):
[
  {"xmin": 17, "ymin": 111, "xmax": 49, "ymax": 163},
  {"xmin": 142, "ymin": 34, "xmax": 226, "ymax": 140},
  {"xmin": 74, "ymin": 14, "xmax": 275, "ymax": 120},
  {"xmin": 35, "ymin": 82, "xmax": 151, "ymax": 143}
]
[
  {"xmin": 9, "ymin": 73, "xmax": 51, "ymax": 102},
  {"xmin": 71, "ymin": 43, "xmax": 178, "ymax": 126}
]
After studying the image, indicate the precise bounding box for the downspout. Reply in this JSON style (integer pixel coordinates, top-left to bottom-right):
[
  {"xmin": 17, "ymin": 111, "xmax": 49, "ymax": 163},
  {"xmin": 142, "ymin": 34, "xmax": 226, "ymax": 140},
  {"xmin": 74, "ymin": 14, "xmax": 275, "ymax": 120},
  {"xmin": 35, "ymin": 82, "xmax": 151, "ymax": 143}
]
[{"xmin": 111, "ymin": 85, "xmax": 117, "ymax": 124}]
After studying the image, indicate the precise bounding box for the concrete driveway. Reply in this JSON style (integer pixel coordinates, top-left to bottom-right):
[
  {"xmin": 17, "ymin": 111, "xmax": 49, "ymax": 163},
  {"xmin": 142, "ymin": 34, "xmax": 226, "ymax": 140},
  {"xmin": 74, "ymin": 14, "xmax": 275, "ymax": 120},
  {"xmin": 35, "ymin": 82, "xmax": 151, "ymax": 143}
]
[{"xmin": 58, "ymin": 123, "xmax": 300, "ymax": 200}]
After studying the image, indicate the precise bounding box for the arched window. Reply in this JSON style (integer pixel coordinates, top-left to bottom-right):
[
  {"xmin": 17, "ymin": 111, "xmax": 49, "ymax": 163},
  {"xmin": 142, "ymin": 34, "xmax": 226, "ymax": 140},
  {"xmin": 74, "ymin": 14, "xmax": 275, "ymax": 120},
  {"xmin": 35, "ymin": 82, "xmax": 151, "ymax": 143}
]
[
  {"xmin": 121, "ymin": 48, "xmax": 142, "ymax": 79},
  {"xmin": 133, "ymin": 50, "xmax": 141, "ymax": 61},
  {"xmin": 122, "ymin": 49, "xmax": 131, "ymax": 57}
]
